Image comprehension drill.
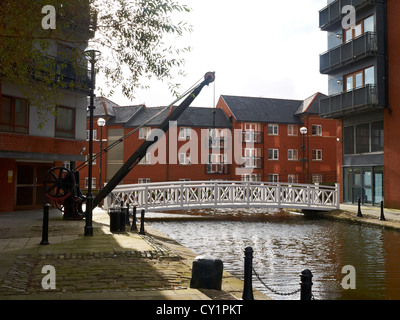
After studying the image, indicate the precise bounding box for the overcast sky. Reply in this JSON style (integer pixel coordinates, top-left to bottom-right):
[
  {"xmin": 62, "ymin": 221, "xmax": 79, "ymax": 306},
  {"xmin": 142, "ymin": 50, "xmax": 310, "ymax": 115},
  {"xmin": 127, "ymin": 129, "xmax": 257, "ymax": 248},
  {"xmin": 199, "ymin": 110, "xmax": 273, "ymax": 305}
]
[{"xmin": 99, "ymin": 0, "xmax": 328, "ymax": 108}]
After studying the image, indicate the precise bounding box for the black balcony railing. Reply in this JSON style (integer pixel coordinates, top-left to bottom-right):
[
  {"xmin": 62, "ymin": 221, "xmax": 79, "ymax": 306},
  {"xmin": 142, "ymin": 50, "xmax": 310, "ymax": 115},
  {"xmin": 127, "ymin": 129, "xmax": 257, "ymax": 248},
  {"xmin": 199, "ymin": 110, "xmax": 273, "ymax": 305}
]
[
  {"xmin": 320, "ymin": 84, "xmax": 383, "ymax": 118},
  {"xmin": 241, "ymin": 131, "xmax": 263, "ymax": 143},
  {"xmin": 239, "ymin": 157, "xmax": 263, "ymax": 169},
  {"xmin": 320, "ymin": 32, "xmax": 378, "ymax": 74},
  {"xmin": 205, "ymin": 163, "xmax": 230, "ymax": 174},
  {"xmin": 319, "ymin": 0, "xmax": 375, "ymax": 30},
  {"xmin": 31, "ymin": 55, "xmax": 92, "ymax": 90}
]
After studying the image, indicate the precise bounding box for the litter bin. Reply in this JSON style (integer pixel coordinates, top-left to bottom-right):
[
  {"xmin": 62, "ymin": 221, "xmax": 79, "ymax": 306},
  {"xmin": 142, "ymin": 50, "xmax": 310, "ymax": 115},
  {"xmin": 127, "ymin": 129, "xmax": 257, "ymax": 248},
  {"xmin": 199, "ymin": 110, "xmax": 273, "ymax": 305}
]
[
  {"xmin": 120, "ymin": 205, "xmax": 127, "ymax": 232},
  {"xmin": 109, "ymin": 207, "xmax": 121, "ymax": 233}
]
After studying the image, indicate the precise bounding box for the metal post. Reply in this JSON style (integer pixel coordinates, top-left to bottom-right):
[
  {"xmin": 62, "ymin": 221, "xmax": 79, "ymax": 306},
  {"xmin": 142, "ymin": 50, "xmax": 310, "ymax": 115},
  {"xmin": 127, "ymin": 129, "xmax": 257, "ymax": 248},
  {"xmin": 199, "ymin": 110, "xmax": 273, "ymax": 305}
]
[
  {"xmin": 300, "ymin": 269, "xmax": 313, "ymax": 300},
  {"xmin": 125, "ymin": 202, "xmax": 131, "ymax": 226},
  {"xmin": 242, "ymin": 246, "xmax": 254, "ymax": 300},
  {"xmin": 84, "ymin": 50, "xmax": 99, "ymax": 237},
  {"xmin": 380, "ymin": 200, "xmax": 386, "ymax": 221},
  {"xmin": 40, "ymin": 203, "xmax": 50, "ymax": 245},
  {"xmin": 139, "ymin": 209, "xmax": 145, "ymax": 235},
  {"xmin": 357, "ymin": 197, "xmax": 363, "ymax": 217},
  {"xmin": 130, "ymin": 206, "xmax": 137, "ymax": 231},
  {"xmin": 99, "ymin": 123, "xmax": 103, "ymax": 193}
]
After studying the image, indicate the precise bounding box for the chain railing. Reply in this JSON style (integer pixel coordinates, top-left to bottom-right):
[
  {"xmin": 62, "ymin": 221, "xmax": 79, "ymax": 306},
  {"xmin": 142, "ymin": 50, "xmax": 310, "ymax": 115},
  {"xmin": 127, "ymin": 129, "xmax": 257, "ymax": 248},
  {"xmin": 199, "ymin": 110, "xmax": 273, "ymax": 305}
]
[{"xmin": 242, "ymin": 246, "xmax": 315, "ymax": 300}]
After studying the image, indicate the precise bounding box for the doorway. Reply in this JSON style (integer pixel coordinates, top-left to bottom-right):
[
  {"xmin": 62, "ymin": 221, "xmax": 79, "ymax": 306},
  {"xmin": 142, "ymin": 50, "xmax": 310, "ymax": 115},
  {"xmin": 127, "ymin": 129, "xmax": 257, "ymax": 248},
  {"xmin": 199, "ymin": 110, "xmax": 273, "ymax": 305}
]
[{"xmin": 15, "ymin": 163, "xmax": 53, "ymax": 209}]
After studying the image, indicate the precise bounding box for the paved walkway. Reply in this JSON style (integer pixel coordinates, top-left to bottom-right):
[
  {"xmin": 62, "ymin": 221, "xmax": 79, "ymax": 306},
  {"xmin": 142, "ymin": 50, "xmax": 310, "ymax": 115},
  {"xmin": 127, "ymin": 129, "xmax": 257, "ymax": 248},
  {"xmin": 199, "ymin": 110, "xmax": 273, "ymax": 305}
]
[{"xmin": 0, "ymin": 207, "xmax": 268, "ymax": 300}]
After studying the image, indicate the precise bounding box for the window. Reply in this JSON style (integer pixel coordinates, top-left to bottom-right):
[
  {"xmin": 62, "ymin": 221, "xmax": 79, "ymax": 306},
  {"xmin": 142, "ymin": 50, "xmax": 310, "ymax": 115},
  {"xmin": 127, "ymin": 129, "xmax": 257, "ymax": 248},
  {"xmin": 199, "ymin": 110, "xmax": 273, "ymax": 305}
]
[
  {"xmin": 244, "ymin": 148, "xmax": 261, "ymax": 157},
  {"xmin": 85, "ymin": 177, "xmax": 96, "ymax": 189},
  {"xmin": 268, "ymin": 174, "xmax": 279, "ymax": 183},
  {"xmin": 179, "ymin": 127, "xmax": 191, "ymax": 140},
  {"xmin": 139, "ymin": 127, "xmax": 151, "ymax": 139},
  {"xmin": 241, "ymin": 174, "xmax": 261, "ymax": 182},
  {"xmin": 179, "ymin": 152, "xmax": 191, "ymax": 165},
  {"xmin": 344, "ymin": 66, "xmax": 375, "ymax": 92},
  {"xmin": 356, "ymin": 123, "xmax": 370, "ymax": 154},
  {"xmin": 288, "ymin": 125, "xmax": 298, "ymax": 136},
  {"xmin": 268, "ymin": 124, "xmax": 279, "ymax": 135},
  {"xmin": 55, "ymin": 106, "xmax": 75, "ymax": 138},
  {"xmin": 85, "ymin": 154, "xmax": 96, "ymax": 165},
  {"xmin": 343, "ymin": 15, "xmax": 374, "ymax": 43},
  {"xmin": 139, "ymin": 152, "xmax": 151, "ymax": 165},
  {"xmin": 0, "ymin": 96, "xmax": 29, "ymax": 134},
  {"xmin": 312, "ymin": 149, "xmax": 322, "ymax": 161},
  {"xmin": 138, "ymin": 178, "xmax": 151, "ymax": 183},
  {"xmin": 312, "ymin": 125, "xmax": 322, "ymax": 136},
  {"xmin": 86, "ymin": 129, "xmax": 97, "ymax": 141},
  {"xmin": 312, "ymin": 174, "xmax": 322, "ymax": 184},
  {"xmin": 288, "ymin": 174, "xmax": 298, "ymax": 184},
  {"xmin": 343, "ymin": 126, "xmax": 355, "ymax": 155},
  {"xmin": 242, "ymin": 123, "xmax": 261, "ymax": 132},
  {"xmin": 288, "ymin": 149, "xmax": 298, "ymax": 161},
  {"xmin": 371, "ymin": 121, "xmax": 384, "ymax": 152},
  {"xmin": 268, "ymin": 149, "xmax": 279, "ymax": 160}
]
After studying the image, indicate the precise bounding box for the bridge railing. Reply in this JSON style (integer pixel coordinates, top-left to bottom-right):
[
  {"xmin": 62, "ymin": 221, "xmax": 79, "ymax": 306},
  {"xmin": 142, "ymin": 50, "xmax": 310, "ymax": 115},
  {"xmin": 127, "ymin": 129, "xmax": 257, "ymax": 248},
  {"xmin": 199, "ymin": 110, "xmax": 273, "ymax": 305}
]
[{"xmin": 104, "ymin": 181, "xmax": 340, "ymax": 212}]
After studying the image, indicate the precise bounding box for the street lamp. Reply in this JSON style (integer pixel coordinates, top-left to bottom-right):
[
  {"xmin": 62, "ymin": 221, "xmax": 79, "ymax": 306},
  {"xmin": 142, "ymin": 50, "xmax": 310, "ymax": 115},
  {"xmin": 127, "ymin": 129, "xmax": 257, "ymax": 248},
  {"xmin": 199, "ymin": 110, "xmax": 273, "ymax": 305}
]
[
  {"xmin": 84, "ymin": 49, "xmax": 101, "ymax": 237},
  {"xmin": 300, "ymin": 127, "xmax": 308, "ymax": 184},
  {"xmin": 97, "ymin": 117, "xmax": 106, "ymax": 196}
]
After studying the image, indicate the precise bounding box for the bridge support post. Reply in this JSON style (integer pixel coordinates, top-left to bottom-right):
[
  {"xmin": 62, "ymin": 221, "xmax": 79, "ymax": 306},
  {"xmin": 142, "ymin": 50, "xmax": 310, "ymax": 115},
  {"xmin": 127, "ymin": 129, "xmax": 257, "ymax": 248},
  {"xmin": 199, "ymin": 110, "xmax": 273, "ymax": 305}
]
[
  {"xmin": 139, "ymin": 209, "xmax": 145, "ymax": 235},
  {"xmin": 242, "ymin": 246, "xmax": 254, "ymax": 300},
  {"xmin": 130, "ymin": 206, "xmax": 137, "ymax": 231},
  {"xmin": 40, "ymin": 203, "xmax": 50, "ymax": 245}
]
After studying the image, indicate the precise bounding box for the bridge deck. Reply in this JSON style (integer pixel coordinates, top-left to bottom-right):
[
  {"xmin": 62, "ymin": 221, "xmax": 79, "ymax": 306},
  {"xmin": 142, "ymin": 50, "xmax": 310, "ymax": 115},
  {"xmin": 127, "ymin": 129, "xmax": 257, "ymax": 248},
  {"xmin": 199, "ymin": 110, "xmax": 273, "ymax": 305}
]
[{"xmin": 104, "ymin": 181, "xmax": 340, "ymax": 212}]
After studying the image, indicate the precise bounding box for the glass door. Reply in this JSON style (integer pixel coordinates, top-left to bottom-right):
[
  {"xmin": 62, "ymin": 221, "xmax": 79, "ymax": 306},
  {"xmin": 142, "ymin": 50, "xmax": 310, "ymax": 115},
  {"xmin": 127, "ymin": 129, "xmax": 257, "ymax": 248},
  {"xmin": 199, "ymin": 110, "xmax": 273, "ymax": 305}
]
[{"xmin": 363, "ymin": 168, "xmax": 372, "ymax": 204}]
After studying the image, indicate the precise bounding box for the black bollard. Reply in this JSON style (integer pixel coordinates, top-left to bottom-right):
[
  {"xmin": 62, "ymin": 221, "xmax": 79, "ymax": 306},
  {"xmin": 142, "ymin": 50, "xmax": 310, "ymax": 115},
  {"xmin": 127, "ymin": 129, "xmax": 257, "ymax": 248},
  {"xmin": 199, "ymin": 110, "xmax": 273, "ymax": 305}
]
[
  {"xmin": 125, "ymin": 203, "xmax": 131, "ymax": 226},
  {"xmin": 300, "ymin": 269, "xmax": 313, "ymax": 300},
  {"xmin": 380, "ymin": 201, "xmax": 386, "ymax": 221},
  {"xmin": 130, "ymin": 206, "xmax": 137, "ymax": 231},
  {"xmin": 40, "ymin": 203, "xmax": 50, "ymax": 245},
  {"xmin": 242, "ymin": 246, "xmax": 254, "ymax": 300},
  {"xmin": 357, "ymin": 197, "xmax": 363, "ymax": 217},
  {"xmin": 139, "ymin": 209, "xmax": 145, "ymax": 235}
]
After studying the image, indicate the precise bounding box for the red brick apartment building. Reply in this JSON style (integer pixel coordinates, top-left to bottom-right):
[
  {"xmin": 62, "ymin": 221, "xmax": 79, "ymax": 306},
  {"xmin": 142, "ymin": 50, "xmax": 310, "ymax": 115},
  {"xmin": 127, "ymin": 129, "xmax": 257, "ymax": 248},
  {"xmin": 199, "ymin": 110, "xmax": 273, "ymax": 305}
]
[
  {"xmin": 77, "ymin": 93, "xmax": 339, "ymax": 192},
  {"xmin": 319, "ymin": 0, "xmax": 400, "ymax": 208}
]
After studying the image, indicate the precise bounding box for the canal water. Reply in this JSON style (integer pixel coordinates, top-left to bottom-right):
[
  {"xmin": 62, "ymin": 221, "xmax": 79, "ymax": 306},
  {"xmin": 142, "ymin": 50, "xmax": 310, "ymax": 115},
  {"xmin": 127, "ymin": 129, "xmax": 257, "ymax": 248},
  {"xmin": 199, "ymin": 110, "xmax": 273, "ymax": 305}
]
[{"xmin": 148, "ymin": 208, "xmax": 400, "ymax": 300}]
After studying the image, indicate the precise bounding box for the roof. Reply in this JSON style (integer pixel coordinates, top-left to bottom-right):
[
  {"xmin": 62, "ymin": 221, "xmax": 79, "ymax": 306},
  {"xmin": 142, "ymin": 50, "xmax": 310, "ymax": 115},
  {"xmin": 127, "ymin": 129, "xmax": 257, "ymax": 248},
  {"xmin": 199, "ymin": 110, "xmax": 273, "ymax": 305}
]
[
  {"xmin": 124, "ymin": 106, "xmax": 232, "ymax": 128},
  {"xmin": 106, "ymin": 105, "xmax": 144, "ymax": 125},
  {"xmin": 295, "ymin": 92, "xmax": 328, "ymax": 115},
  {"xmin": 91, "ymin": 96, "xmax": 120, "ymax": 117},
  {"xmin": 221, "ymin": 95, "xmax": 303, "ymax": 124}
]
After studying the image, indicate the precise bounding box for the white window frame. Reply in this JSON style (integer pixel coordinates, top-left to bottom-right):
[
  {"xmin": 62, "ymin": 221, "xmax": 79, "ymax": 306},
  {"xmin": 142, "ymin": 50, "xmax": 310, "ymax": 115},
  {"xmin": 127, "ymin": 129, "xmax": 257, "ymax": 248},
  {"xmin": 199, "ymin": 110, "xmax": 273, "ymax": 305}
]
[
  {"xmin": 139, "ymin": 152, "xmax": 151, "ymax": 165},
  {"xmin": 312, "ymin": 125, "xmax": 322, "ymax": 136},
  {"xmin": 312, "ymin": 174, "xmax": 323, "ymax": 184},
  {"xmin": 179, "ymin": 152, "xmax": 191, "ymax": 165},
  {"xmin": 288, "ymin": 174, "xmax": 298, "ymax": 184},
  {"xmin": 268, "ymin": 174, "xmax": 279, "ymax": 183},
  {"xmin": 86, "ymin": 129, "xmax": 97, "ymax": 141},
  {"xmin": 268, "ymin": 148, "xmax": 279, "ymax": 160},
  {"xmin": 85, "ymin": 177, "xmax": 96, "ymax": 189},
  {"xmin": 268, "ymin": 124, "xmax": 279, "ymax": 135},
  {"xmin": 139, "ymin": 127, "xmax": 151, "ymax": 139},
  {"xmin": 138, "ymin": 178, "xmax": 151, "ymax": 184},
  {"xmin": 288, "ymin": 125, "xmax": 298, "ymax": 136},
  {"xmin": 312, "ymin": 149, "xmax": 323, "ymax": 161},
  {"xmin": 179, "ymin": 127, "xmax": 191, "ymax": 140},
  {"xmin": 288, "ymin": 149, "xmax": 298, "ymax": 161}
]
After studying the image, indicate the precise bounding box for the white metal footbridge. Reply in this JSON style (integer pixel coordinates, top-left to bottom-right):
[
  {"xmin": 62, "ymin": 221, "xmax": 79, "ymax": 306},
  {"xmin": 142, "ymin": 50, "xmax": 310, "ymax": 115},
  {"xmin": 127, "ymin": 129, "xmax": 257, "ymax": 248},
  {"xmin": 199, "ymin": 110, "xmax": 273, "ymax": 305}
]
[{"xmin": 104, "ymin": 180, "xmax": 340, "ymax": 212}]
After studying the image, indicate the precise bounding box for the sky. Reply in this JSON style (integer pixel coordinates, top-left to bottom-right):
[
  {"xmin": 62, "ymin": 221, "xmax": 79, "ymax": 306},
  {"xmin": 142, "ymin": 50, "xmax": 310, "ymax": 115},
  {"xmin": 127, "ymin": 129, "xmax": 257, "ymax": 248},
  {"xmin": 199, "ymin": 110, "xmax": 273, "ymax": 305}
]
[{"xmin": 98, "ymin": 0, "xmax": 329, "ymax": 108}]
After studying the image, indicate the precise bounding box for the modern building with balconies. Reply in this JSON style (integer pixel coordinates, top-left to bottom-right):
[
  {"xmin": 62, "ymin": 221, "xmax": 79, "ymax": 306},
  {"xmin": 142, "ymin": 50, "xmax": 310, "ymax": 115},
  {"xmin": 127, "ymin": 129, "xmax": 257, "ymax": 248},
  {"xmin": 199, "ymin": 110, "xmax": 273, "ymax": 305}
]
[{"xmin": 318, "ymin": 0, "xmax": 393, "ymax": 207}]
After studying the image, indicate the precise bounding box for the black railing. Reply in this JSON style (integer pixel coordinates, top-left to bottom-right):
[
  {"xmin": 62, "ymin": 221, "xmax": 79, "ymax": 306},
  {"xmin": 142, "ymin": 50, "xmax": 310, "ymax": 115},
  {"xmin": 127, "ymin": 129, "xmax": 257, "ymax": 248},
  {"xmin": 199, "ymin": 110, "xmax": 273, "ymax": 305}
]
[
  {"xmin": 241, "ymin": 131, "xmax": 263, "ymax": 143},
  {"xmin": 320, "ymin": 85, "xmax": 382, "ymax": 118},
  {"xmin": 320, "ymin": 32, "xmax": 378, "ymax": 74},
  {"xmin": 31, "ymin": 55, "xmax": 92, "ymax": 90},
  {"xmin": 319, "ymin": 0, "xmax": 375, "ymax": 30},
  {"xmin": 205, "ymin": 163, "xmax": 230, "ymax": 174}
]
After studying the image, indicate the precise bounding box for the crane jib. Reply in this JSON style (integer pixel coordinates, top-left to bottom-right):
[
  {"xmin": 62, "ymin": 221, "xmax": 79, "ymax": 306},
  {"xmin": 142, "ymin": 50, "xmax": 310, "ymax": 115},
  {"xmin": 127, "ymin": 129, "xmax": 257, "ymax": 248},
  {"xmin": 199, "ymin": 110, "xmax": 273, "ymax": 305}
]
[{"xmin": 93, "ymin": 72, "xmax": 215, "ymax": 207}]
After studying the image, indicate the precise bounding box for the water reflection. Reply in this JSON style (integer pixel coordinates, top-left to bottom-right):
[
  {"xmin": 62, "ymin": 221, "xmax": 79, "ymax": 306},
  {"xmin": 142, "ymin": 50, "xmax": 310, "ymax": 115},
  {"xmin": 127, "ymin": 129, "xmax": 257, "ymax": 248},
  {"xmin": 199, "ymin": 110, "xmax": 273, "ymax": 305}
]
[{"xmin": 148, "ymin": 208, "xmax": 400, "ymax": 300}]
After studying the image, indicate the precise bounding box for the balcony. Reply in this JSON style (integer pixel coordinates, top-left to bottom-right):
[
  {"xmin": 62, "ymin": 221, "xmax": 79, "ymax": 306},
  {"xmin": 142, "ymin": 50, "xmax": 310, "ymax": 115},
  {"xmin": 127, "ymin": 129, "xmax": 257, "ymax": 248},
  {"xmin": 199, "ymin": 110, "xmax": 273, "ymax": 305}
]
[
  {"xmin": 31, "ymin": 55, "xmax": 92, "ymax": 91},
  {"xmin": 241, "ymin": 131, "xmax": 263, "ymax": 143},
  {"xmin": 239, "ymin": 157, "xmax": 263, "ymax": 169},
  {"xmin": 320, "ymin": 32, "xmax": 378, "ymax": 74},
  {"xmin": 206, "ymin": 164, "xmax": 230, "ymax": 174},
  {"xmin": 319, "ymin": 0, "xmax": 376, "ymax": 31},
  {"xmin": 320, "ymin": 85, "xmax": 384, "ymax": 118},
  {"xmin": 208, "ymin": 137, "xmax": 230, "ymax": 149}
]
